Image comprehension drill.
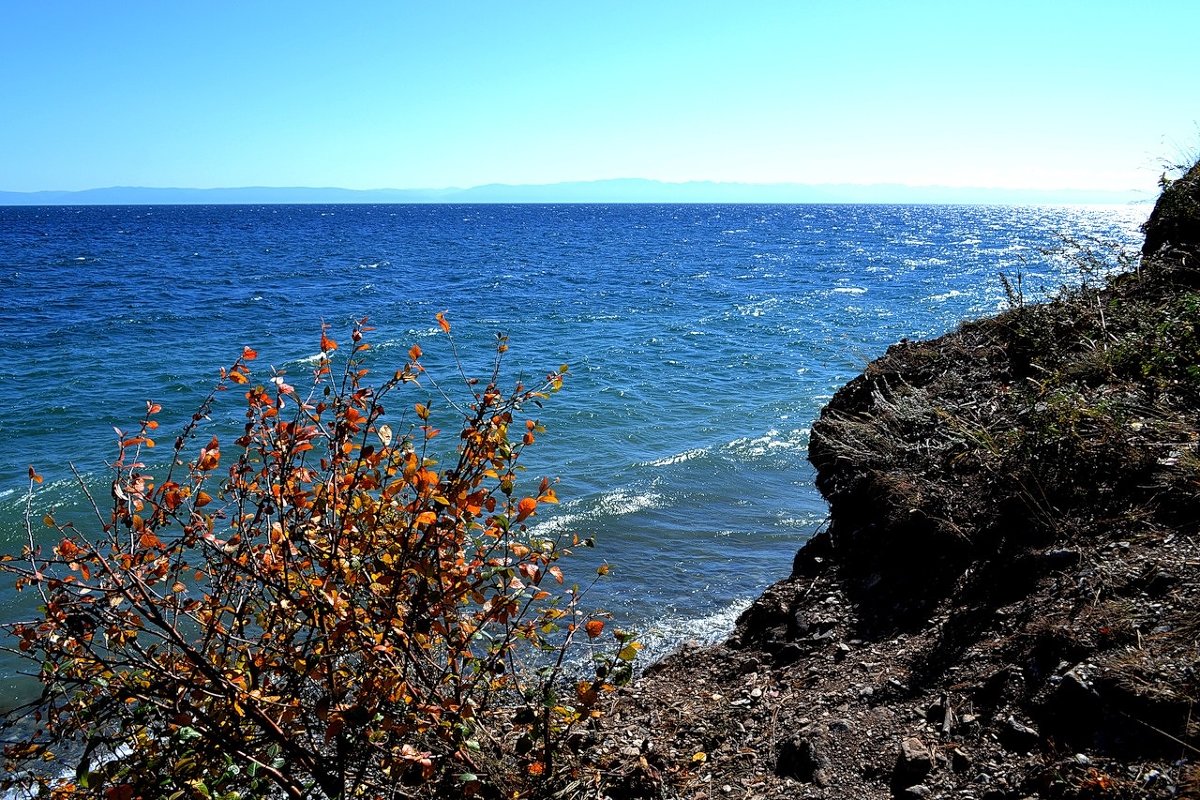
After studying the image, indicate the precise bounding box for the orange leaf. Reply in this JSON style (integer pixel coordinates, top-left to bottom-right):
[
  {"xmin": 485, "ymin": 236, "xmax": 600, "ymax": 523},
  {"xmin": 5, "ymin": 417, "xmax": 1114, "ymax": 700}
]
[
  {"xmin": 321, "ymin": 332, "xmax": 338, "ymax": 353},
  {"xmin": 242, "ymin": 346, "xmax": 258, "ymax": 361},
  {"xmin": 415, "ymin": 511, "xmax": 438, "ymax": 526},
  {"xmin": 408, "ymin": 344, "xmax": 422, "ymax": 361},
  {"xmin": 516, "ymin": 497, "xmax": 537, "ymax": 521},
  {"xmin": 27, "ymin": 466, "xmax": 43, "ymax": 484},
  {"xmin": 198, "ymin": 437, "xmax": 221, "ymax": 471},
  {"xmin": 436, "ymin": 312, "xmax": 451, "ymax": 334},
  {"xmin": 585, "ymin": 619, "xmax": 605, "ymax": 638}
]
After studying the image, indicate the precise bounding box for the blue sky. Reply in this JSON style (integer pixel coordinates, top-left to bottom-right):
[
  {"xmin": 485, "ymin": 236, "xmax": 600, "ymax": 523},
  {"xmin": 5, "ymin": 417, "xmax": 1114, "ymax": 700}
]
[{"xmin": 1, "ymin": 1, "xmax": 1197, "ymax": 193}]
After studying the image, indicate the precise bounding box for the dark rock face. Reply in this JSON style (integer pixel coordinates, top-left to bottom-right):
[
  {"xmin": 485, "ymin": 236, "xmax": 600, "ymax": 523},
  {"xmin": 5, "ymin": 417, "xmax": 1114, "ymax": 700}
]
[{"xmin": 1142, "ymin": 160, "xmax": 1200, "ymax": 257}]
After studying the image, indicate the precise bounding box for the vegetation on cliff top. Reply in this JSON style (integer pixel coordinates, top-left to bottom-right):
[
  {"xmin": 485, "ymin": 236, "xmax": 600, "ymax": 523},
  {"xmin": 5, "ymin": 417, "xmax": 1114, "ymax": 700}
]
[{"xmin": 809, "ymin": 159, "xmax": 1200, "ymax": 618}]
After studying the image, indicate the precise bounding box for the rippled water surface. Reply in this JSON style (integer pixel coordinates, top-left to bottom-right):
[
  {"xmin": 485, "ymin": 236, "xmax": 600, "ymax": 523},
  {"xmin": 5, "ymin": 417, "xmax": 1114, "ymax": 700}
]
[{"xmin": 0, "ymin": 203, "xmax": 1146, "ymax": 700}]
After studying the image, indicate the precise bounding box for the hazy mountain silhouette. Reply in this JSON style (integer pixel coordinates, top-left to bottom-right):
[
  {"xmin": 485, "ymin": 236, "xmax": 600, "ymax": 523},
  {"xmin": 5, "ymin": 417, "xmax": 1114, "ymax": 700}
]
[{"xmin": 0, "ymin": 179, "xmax": 1149, "ymax": 206}]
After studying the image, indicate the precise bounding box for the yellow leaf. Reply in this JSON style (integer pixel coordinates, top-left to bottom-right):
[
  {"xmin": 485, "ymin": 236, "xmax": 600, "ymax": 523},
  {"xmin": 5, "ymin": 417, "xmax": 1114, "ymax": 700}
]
[{"xmin": 377, "ymin": 424, "xmax": 393, "ymax": 447}]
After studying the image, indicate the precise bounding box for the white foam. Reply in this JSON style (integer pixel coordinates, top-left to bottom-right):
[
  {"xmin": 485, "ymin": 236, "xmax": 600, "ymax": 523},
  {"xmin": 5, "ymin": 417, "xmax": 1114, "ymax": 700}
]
[
  {"xmin": 927, "ymin": 289, "xmax": 964, "ymax": 302},
  {"xmin": 531, "ymin": 487, "xmax": 664, "ymax": 537},
  {"xmin": 642, "ymin": 447, "xmax": 708, "ymax": 468},
  {"xmin": 635, "ymin": 596, "xmax": 754, "ymax": 666},
  {"xmin": 725, "ymin": 427, "xmax": 809, "ymax": 459},
  {"xmin": 832, "ymin": 286, "xmax": 867, "ymax": 295}
]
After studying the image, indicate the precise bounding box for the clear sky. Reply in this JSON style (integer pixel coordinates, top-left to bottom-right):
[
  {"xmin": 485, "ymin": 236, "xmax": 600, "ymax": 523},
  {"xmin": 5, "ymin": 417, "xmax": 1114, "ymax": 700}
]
[{"xmin": 1, "ymin": 1, "xmax": 1197, "ymax": 194}]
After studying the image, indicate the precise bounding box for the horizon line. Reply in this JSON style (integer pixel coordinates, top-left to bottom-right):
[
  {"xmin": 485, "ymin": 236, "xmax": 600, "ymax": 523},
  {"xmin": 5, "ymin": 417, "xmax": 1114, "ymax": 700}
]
[{"xmin": 0, "ymin": 176, "xmax": 1152, "ymax": 195}]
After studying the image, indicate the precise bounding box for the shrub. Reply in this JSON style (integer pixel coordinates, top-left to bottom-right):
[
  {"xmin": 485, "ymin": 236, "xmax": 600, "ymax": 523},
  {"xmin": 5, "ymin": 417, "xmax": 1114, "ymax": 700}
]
[{"xmin": 1, "ymin": 316, "xmax": 635, "ymax": 799}]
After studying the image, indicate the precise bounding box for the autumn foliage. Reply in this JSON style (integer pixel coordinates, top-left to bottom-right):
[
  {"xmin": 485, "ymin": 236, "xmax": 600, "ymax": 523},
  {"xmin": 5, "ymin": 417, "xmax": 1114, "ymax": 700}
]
[{"xmin": 1, "ymin": 318, "xmax": 637, "ymax": 798}]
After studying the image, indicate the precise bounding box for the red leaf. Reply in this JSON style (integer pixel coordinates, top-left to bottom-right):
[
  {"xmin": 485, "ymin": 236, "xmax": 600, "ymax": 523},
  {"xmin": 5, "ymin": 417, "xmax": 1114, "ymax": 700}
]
[{"xmin": 436, "ymin": 312, "xmax": 451, "ymax": 334}]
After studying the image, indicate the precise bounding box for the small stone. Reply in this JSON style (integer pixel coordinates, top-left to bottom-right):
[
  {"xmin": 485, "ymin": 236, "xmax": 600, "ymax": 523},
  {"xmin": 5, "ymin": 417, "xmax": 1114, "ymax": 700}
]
[
  {"xmin": 903, "ymin": 785, "xmax": 932, "ymax": 799},
  {"xmin": 1074, "ymin": 753, "xmax": 1091, "ymax": 765},
  {"xmin": 775, "ymin": 735, "xmax": 829, "ymax": 785},
  {"xmin": 1043, "ymin": 547, "xmax": 1080, "ymax": 567},
  {"xmin": 750, "ymin": 687, "xmax": 763, "ymax": 699},
  {"xmin": 776, "ymin": 643, "xmax": 807, "ymax": 664},
  {"xmin": 894, "ymin": 737, "xmax": 932, "ymax": 787},
  {"xmin": 1000, "ymin": 717, "xmax": 1039, "ymax": 752}
]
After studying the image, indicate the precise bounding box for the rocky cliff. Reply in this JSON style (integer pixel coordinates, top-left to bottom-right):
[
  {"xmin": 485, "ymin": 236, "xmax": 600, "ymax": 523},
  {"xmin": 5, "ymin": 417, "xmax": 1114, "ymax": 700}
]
[{"xmin": 593, "ymin": 162, "xmax": 1200, "ymax": 799}]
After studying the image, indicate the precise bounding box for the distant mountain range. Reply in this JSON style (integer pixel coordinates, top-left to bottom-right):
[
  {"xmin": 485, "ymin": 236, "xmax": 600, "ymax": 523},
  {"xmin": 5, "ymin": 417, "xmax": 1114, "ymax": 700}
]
[{"xmin": 0, "ymin": 179, "xmax": 1151, "ymax": 206}]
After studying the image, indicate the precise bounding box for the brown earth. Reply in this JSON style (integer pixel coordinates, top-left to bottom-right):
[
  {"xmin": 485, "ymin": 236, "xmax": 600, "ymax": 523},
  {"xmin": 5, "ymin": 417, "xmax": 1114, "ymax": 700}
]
[{"xmin": 587, "ymin": 162, "xmax": 1200, "ymax": 799}]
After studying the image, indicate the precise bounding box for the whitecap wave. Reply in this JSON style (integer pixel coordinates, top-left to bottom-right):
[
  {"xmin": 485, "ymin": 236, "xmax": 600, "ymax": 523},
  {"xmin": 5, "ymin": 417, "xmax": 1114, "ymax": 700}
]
[
  {"xmin": 531, "ymin": 487, "xmax": 665, "ymax": 538},
  {"xmin": 724, "ymin": 427, "xmax": 809, "ymax": 459},
  {"xmin": 641, "ymin": 448, "xmax": 708, "ymax": 468}
]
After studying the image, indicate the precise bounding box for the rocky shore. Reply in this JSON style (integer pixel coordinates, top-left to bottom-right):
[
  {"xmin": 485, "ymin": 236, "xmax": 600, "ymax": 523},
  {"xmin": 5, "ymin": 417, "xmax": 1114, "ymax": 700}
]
[{"xmin": 592, "ymin": 162, "xmax": 1200, "ymax": 799}]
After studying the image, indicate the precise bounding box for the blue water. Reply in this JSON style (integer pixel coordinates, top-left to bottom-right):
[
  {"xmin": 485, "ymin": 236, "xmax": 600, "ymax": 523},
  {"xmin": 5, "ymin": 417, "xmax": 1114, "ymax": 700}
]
[{"xmin": 0, "ymin": 203, "xmax": 1146, "ymax": 702}]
